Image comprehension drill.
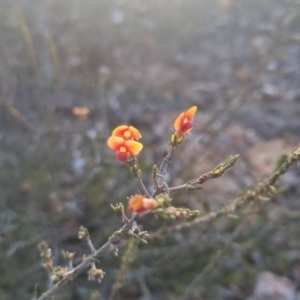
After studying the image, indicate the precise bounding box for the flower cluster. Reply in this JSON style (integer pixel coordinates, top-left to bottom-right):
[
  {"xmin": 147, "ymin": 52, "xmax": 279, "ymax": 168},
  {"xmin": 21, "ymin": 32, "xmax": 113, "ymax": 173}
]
[
  {"xmin": 37, "ymin": 105, "xmax": 246, "ymax": 299},
  {"xmin": 107, "ymin": 106, "xmax": 198, "ymax": 214},
  {"xmin": 107, "ymin": 125, "xmax": 143, "ymax": 163}
]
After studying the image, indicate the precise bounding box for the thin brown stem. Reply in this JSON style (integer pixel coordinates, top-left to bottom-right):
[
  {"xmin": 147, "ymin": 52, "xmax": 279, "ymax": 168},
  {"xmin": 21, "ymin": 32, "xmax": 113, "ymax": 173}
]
[{"xmin": 2, "ymin": 98, "xmax": 36, "ymax": 131}]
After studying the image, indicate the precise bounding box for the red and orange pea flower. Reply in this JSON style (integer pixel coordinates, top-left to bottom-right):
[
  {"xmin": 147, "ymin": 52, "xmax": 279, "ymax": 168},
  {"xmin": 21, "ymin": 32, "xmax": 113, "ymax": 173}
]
[
  {"xmin": 128, "ymin": 195, "xmax": 157, "ymax": 214},
  {"xmin": 174, "ymin": 106, "xmax": 197, "ymax": 139},
  {"xmin": 107, "ymin": 136, "xmax": 143, "ymax": 163},
  {"xmin": 112, "ymin": 125, "xmax": 142, "ymax": 141}
]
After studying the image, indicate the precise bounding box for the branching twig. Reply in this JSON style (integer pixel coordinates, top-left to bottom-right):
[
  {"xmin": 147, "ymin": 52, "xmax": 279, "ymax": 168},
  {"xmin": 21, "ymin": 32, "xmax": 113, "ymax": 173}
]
[
  {"xmin": 37, "ymin": 213, "xmax": 139, "ymax": 300},
  {"xmin": 163, "ymin": 154, "xmax": 239, "ymax": 194},
  {"xmin": 36, "ymin": 98, "xmax": 300, "ymax": 300},
  {"xmin": 151, "ymin": 145, "xmax": 300, "ymax": 238}
]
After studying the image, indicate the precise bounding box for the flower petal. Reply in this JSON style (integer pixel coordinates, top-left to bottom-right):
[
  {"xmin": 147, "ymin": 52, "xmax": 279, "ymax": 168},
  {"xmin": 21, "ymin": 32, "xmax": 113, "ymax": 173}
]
[
  {"xmin": 128, "ymin": 195, "xmax": 144, "ymax": 212},
  {"xmin": 143, "ymin": 198, "xmax": 157, "ymax": 210},
  {"xmin": 129, "ymin": 126, "xmax": 142, "ymax": 140},
  {"xmin": 112, "ymin": 125, "xmax": 128, "ymax": 137},
  {"xmin": 174, "ymin": 112, "xmax": 185, "ymax": 130},
  {"xmin": 185, "ymin": 106, "xmax": 197, "ymax": 121},
  {"xmin": 125, "ymin": 140, "xmax": 143, "ymax": 155},
  {"xmin": 107, "ymin": 136, "xmax": 124, "ymax": 151},
  {"xmin": 112, "ymin": 125, "xmax": 142, "ymax": 140}
]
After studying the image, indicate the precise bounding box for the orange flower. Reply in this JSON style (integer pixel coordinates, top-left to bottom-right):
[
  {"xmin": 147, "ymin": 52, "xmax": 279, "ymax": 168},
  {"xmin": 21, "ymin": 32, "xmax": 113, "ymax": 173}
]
[
  {"xmin": 112, "ymin": 125, "xmax": 142, "ymax": 140},
  {"xmin": 107, "ymin": 136, "xmax": 143, "ymax": 162},
  {"xmin": 174, "ymin": 106, "xmax": 197, "ymax": 138},
  {"xmin": 72, "ymin": 106, "xmax": 90, "ymax": 119},
  {"xmin": 128, "ymin": 195, "xmax": 157, "ymax": 214}
]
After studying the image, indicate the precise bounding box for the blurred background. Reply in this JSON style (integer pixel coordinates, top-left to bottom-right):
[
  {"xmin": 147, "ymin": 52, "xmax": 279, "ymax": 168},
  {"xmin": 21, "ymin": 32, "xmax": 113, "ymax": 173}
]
[{"xmin": 1, "ymin": 0, "xmax": 300, "ymax": 299}]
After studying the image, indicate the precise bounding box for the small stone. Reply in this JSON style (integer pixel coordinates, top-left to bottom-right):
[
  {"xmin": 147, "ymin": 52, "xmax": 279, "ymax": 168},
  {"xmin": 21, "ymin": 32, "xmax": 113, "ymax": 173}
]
[{"xmin": 249, "ymin": 272, "xmax": 300, "ymax": 300}]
